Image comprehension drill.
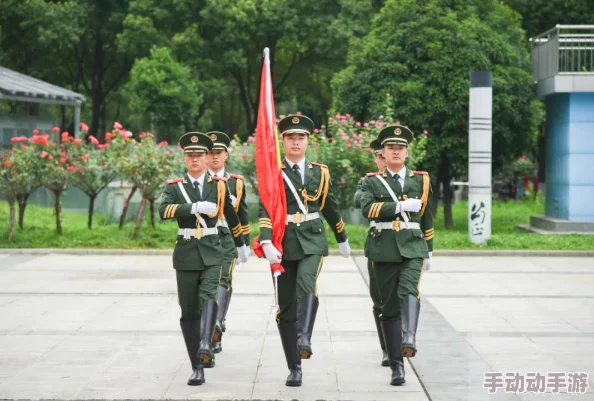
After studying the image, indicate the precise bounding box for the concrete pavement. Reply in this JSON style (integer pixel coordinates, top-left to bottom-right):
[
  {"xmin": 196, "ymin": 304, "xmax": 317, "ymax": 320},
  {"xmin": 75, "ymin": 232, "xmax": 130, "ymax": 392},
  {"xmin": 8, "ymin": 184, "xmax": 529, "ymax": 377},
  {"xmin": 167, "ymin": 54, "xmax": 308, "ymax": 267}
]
[
  {"xmin": 355, "ymin": 255, "xmax": 594, "ymax": 401},
  {"xmin": 0, "ymin": 253, "xmax": 427, "ymax": 401},
  {"xmin": 1, "ymin": 252, "xmax": 593, "ymax": 400}
]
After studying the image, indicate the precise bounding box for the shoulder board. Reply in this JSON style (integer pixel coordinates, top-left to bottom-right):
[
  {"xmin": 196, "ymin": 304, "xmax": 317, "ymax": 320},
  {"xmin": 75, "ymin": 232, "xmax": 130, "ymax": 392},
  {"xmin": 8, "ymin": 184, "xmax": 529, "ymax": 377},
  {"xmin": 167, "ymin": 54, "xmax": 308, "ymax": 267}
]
[
  {"xmin": 229, "ymin": 173, "xmax": 244, "ymax": 180},
  {"xmin": 166, "ymin": 178, "xmax": 183, "ymax": 184},
  {"xmin": 366, "ymin": 172, "xmax": 382, "ymax": 177},
  {"xmin": 413, "ymin": 171, "xmax": 428, "ymax": 175},
  {"xmin": 311, "ymin": 162, "xmax": 328, "ymax": 168},
  {"xmin": 212, "ymin": 175, "xmax": 228, "ymax": 182}
]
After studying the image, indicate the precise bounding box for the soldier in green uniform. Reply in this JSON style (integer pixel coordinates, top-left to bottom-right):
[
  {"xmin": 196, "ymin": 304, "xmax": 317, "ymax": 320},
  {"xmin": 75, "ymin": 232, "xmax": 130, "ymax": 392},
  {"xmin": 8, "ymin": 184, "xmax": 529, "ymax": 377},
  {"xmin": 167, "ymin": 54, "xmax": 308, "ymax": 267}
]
[
  {"xmin": 205, "ymin": 131, "xmax": 251, "ymax": 354},
  {"xmin": 359, "ymin": 125, "xmax": 434, "ymax": 386},
  {"xmin": 353, "ymin": 139, "xmax": 389, "ymax": 367},
  {"xmin": 257, "ymin": 114, "xmax": 351, "ymax": 387},
  {"xmin": 159, "ymin": 132, "xmax": 249, "ymax": 385}
]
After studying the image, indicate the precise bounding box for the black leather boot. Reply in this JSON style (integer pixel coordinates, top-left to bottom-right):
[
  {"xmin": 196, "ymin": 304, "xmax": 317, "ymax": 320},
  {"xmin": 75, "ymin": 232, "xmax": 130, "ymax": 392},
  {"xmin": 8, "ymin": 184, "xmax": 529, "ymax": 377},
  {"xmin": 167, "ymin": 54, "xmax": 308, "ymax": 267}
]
[
  {"xmin": 373, "ymin": 308, "xmax": 389, "ymax": 367},
  {"xmin": 199, "ymin": 299, "xmax": 218, "ymax": 367},
  {"xmin": 401, "ymin": 295, "xmax": 421, "ymax": 358},
  {"xmin": 381, "ymin": 319, "xmax": 405, "ymax": 386},
  {"xmin": 222, "ymin": 287, "xmax": 232, "ymax": 333},
  {"xmin": 213, "ymin": 286, "xmax": 228, "ymax": 354},
  {"xmin": 296, "ymin": 294, "xmax": 318, "ymax": 359},
  {"xmin": 277, "ymin": 321, "xmax": 302, "ymax": 387},
  {"xmin": 180, "ymin": 321, "xmax": 205, "ymax": 385}
]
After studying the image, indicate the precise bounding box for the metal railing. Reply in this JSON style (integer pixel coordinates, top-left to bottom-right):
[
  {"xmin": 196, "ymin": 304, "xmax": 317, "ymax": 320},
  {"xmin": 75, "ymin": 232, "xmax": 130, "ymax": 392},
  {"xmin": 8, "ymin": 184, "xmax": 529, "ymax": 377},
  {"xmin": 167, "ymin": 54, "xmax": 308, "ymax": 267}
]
[{"xmin": 530, "ymin": 25, "xmax": 594, "ymax": 82}]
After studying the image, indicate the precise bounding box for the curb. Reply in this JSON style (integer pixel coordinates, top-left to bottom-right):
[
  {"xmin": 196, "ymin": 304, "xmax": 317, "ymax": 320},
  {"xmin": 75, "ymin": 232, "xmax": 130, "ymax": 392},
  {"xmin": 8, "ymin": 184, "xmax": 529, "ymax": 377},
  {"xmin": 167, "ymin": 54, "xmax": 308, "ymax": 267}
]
[{"xmin": 0, "ymin": 248, "xmax": 593, "ymax": 257}]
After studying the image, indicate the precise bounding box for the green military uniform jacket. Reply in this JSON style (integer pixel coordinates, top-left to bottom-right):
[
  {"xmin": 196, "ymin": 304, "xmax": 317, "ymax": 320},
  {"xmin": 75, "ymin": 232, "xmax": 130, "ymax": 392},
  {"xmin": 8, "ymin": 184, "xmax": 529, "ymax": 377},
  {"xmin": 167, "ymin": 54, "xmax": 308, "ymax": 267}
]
[
  {"xmin": 258, "ymin": 159, "xmax": 347, "ymax": 261},
  {"xmin": 216, "ymin": 171, "xmax": 250, "ymax": 257},
  {"xmin": 226, "ymin": 171, "xmax": 250, "ymax": 244},
  {"xmin": 354, "ymin": 176, "xmax": 366, "ymax": 209},
  {"xmin": 360, "ymin": 168, "xmax": 434, "ymax": 263},
  {"xmin": 159, "ymin": 173, "xmax": 245, "ymax": 270}
]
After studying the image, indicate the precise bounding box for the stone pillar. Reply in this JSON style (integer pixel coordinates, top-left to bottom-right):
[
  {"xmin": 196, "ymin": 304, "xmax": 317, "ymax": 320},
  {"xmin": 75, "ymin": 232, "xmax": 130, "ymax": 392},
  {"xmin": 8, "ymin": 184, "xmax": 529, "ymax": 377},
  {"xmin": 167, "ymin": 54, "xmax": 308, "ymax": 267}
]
[{"xmin": 468, "ymin": 71, "xmax": 493, "ymax": 244}]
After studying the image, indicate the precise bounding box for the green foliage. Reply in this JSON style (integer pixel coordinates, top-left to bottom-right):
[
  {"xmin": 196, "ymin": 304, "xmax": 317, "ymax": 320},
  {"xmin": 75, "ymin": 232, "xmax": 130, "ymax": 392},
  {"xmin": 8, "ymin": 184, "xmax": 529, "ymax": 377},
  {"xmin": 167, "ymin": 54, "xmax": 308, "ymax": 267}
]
[
  {"xmin": 506, "ymin": 0, "xmax": 594, "ymax": 38},
  {"xmin": 117, "ymin": 132, "xmax": 179, "ymax": 203},
  {"xmin": 332, "ymin": 0, "xmax": 544, "ymax": 178},
  {"xmin": 117, "ymin": 0, "xmax": 379, "ymax": 135},
  {"xmin": 0, "ymin": 136, "xmax": 45, "ymax": 201},
  {"xmin": 126, "ymin": 46, "xmax": 203, "ymax": 138}
]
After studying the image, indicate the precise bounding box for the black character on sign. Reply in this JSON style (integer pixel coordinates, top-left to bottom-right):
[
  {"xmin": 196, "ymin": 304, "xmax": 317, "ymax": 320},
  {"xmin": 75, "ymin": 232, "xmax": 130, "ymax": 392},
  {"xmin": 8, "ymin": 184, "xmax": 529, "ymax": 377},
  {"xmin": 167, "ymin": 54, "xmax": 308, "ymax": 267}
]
[{"xmin": 470, "ymin": 202, "xmax": 486, "ymax": 236}]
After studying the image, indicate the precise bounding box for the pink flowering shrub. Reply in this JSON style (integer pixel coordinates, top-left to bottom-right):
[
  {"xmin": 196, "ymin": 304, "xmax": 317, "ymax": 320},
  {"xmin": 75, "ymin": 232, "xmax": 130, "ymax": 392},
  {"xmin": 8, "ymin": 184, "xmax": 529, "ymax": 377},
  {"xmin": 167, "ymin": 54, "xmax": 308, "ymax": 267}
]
[{"xmin": 228, "ymin": 94, "xmax": 428, "ymax": 209}]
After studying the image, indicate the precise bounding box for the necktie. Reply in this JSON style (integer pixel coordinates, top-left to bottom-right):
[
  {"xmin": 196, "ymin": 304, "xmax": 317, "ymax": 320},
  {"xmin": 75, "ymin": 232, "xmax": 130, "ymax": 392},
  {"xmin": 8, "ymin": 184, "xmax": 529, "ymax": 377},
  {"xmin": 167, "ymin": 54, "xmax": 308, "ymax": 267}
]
[
  {"xmin": 293, "ymin": 164, "xmax": 302, "ymax": 184},
  {"xmin": 193, "ymin": 181, "xmax": 200, "ymax": 197},
  {"xmin": 394, "ymin": 174, "xmax": 403, "ymax": 191}
]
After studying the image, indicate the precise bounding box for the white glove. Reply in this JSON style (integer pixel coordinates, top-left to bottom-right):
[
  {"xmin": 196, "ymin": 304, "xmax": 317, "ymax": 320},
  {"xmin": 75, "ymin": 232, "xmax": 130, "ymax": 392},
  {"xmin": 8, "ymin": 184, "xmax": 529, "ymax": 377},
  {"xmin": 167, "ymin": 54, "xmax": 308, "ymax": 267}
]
[
  {"xmin": 423, "ymin": 252, "xmax": 432, "ymax": 271},
  {"xmin": 262, "ymin": 243, "xmax": 282, "ymax": 264},
  {"xmin": 230, "ymin": 195, "xmax": 238, "ymax": 208},
  {"xmin": 338, "ymin": 240, "xmax": 351, "ymax": 258},
  {"xmin": 396, "ymin": 199, "xmax": 422, "ymax": 214},
  {"xmin": 195, "ymin": 201, "xmax": 217, "ymax": 215},
  {"xmin": 237, "ymin": 244, "xmax": 249, "ymax": 263}
]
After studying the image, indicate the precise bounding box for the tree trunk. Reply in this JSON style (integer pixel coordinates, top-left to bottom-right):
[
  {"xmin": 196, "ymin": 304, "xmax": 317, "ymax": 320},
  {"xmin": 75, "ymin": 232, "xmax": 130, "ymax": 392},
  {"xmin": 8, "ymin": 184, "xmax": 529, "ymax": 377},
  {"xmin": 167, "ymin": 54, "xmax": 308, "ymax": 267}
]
[
  {"xmin": 8, "ymin": 199, "xmax": 16, "ymax": 241},
  {"xmin": 52, "ymin": 189, "xmax": 63, "ymax": 235},
  {"xmin": 442, "ymin": 177, "xmax": 454, "ymax": 229},
  {"xmin": 87, "ymin": 193, "xmax": 96, "ymax": 229},
  {"xmin": 17, "ymin": 192, "xmax": 30, "ymax": 229},
  {"xmin": 90, "ymin": 35, "xmax": 105, "ymax": 141},
  {"xmin": 437, "ymin": 155, "xmax": 453, "ymax": 229},
  {"xmin": 430, "ymin": 176, "xmax": 440, "ymax": 221},
  {"xmin": 119, "ymin": 186, "xmax": 137, "ymax": 229},
  {"xmin": 235, "ymin": 72, "xmax": 257, "ymax": 134},
  {"xmin": 149, "ymin": 200, "xmax": 155, "ymax": 228},
  {"xmin": 135, "ymin": 198, "xmax": 146, "ymax": 234}
]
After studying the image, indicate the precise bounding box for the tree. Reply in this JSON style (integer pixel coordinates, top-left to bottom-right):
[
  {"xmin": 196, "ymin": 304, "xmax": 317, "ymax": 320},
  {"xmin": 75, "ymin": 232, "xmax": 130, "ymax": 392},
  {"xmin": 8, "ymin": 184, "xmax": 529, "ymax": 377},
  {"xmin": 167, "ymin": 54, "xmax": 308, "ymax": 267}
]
[
  {"xmin": 125, "ymin": 47, "xmax": 203, "ymax": 141},
  {"xmin": 505, "ymin": 0, "xmax": 594, "ymax": 39},
  {"xmin": 332, "ymin": 0, "xmax": 543, "ymax": 228},
  {"xmin": 10, "ymin": 133, "xmax": 48, "ymax": 230},
  {"xmin": 1, "ymin": 145, "xmax": 27, "ymax": 241},
  {"xmin": 69, "ymin": 128, "xmax": 118, "ymax": 229},
  {"xmin": 73, "ymin": 0, "xmax": 134, "ymax": 139},
  {"xmin": 42, "ymin": 131, "xmax": 84, "ymax": 235},
  {"xmin": 117, "ymin": 133, "xmax": 179, "ymax": 233},
  {"xmin": 117, "ymin": 0, "xmax": 380, "ymax": 136},
  {"xmin": 0, "ymin": 0, "xmax": 85, "ymax": 127}
]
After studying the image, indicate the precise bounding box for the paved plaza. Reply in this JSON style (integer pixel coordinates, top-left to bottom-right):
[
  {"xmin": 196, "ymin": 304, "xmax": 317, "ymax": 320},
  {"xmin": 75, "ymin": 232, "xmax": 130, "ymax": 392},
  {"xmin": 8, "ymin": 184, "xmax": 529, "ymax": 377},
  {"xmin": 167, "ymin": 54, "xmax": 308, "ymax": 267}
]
[{"xmin": 0, "ymin": 252, "xmax": 592, "ymax": 400}]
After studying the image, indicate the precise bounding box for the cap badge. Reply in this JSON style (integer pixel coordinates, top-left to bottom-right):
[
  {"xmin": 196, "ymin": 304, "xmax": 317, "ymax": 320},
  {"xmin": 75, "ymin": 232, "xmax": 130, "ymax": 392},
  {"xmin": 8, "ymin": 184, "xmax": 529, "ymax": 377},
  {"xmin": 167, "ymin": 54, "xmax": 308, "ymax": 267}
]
[
  {"xmin": 191, "ymin": 135, "xmax": 198, "ymax": 143},
  {"xmin": 292, "ymin": 117, "xmax": 299, "ymax": 124}
]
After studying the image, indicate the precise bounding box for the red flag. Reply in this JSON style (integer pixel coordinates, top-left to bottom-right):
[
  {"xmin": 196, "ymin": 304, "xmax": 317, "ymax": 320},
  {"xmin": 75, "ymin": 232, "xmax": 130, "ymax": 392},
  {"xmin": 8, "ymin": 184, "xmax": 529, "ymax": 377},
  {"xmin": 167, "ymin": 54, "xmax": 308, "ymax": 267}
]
[{"xmin": 252, "ymin": 48, "xmax": 287, "ymax": 275}]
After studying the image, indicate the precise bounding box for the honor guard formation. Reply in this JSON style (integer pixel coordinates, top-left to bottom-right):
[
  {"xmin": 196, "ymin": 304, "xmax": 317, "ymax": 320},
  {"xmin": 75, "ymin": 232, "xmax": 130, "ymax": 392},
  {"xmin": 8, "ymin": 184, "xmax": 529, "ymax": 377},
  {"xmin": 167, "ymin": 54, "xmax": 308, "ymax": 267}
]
[{"xmin": 159, "ymin": 116, "xmax": 433, "ymax": 387}]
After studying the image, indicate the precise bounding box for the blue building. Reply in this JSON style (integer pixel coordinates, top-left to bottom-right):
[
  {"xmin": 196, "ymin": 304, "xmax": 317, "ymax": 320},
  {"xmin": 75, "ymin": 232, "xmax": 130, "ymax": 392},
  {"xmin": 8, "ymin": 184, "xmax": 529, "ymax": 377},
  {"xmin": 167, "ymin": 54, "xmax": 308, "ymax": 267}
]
[{"xmin": 527, "ymin": 25, "xmax": 594, "ymax": 233}]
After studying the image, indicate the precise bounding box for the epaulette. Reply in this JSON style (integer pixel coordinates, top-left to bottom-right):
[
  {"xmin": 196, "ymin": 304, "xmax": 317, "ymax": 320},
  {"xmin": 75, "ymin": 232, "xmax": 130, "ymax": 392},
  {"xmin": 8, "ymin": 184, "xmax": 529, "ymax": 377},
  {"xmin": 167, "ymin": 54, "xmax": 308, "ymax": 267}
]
[
  {"xmin": 311, "ymin": 162, "xmax": 328, "ymax": 168},
  {"xmin": 212, "ymin": 175, "xmax": 228, "ymax": 182},
  {"xmin": 166, "ymin": 178, "xmax": 183, "ymax": 184},
  {"xmin": 229, "ymin": 173, "xmax": 244, "ymax": 180},
  {"xmin": 413, "ymin": 171, "xmax": 428, "ymax": 175},
  {"xmin": 366, "ymin": 172, "xmax": 382, "ymax": 177}
]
